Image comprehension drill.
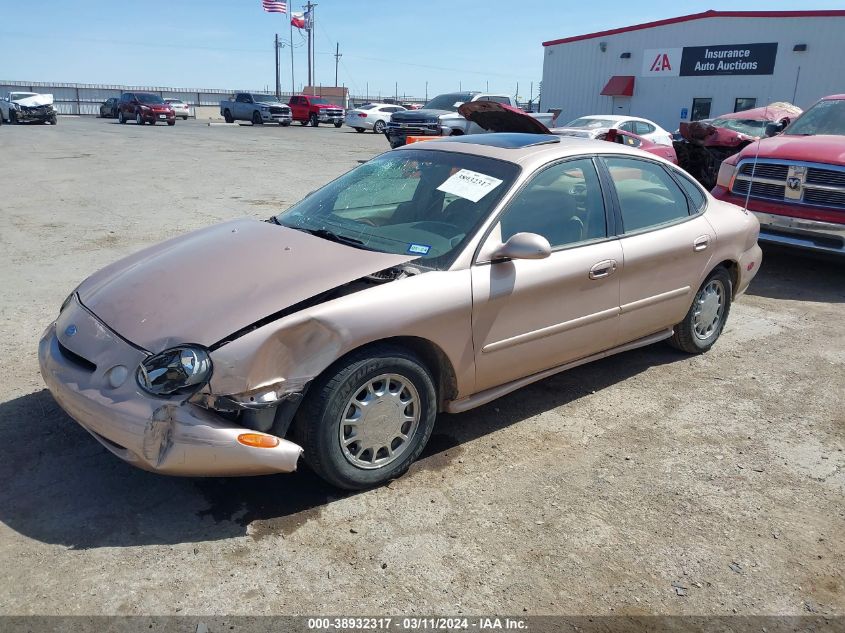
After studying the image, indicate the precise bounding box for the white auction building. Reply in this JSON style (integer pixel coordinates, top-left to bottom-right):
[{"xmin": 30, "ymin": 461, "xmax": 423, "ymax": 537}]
[{"xmin": 539, "ymin": 10, "xmax": 845, "ymax": 130}]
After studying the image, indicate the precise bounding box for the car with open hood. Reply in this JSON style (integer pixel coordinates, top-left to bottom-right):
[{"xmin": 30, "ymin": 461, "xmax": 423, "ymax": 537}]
[
  {"xmin": 675, "ymin": 102, "xmax": 802, "ymax": 189},
  {"xmin": 40, "ymin": 133, "xmax": 761, "ymax": 489},
  {"xmin": 0, "ymin": 91, "xmax": 58, "ymax": 125}
]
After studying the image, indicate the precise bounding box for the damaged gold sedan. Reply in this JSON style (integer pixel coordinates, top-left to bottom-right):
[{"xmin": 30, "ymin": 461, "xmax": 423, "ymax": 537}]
[{"xmin": 39, "ymin": 133, "xmax": 762, "ymax": 489}]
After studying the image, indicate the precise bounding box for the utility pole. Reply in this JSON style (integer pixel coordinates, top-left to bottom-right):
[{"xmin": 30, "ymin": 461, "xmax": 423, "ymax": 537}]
[
  {"xmin": 304, "ymin": 1, "xmax": 316, "ymax": 91},
  {"xmin": 425, "ymin": 81, "xmax": 428, "ymax": 102},
  {"xmin": 395, "ymin": 81, "xmax": 398, "ymax": 103},
  {"xmin": 486, "ymin": 80, "xmax": 488, "ymax": 92},
  {"xmin": 334, "ymin": 42, "xmax": 341, "ymax": 87},
  {"xmin": 289, "ymin": 14, "xmax": 295, "ymax": 94},
  {"xmin": 274, "ymin": 34, "xmax": 281, "ymax": 99}
]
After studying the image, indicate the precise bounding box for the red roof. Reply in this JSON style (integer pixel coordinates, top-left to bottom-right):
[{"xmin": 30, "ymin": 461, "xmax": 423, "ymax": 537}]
[
  {"xmin": 543, "ymin": 10, "xmax": 845, "ymax": 47},
  {"xmin": 600, "ymin": 76, "xmax": 635, "ymax": 97}
]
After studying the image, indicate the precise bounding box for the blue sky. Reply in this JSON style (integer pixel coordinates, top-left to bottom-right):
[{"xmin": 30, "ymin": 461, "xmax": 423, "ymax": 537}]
[{"xmin": 3, "ymin": 1, "xmax": 843, "ymax": 100}]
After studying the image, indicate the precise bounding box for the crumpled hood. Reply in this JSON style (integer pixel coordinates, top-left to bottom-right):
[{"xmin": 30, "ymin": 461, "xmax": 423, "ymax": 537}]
[
  {"xmin": 391, "ymin": 109, "xmax": 450, "ymax": 122},
  {"xmin": 458, "ymin": 101, "xmax": 551, "ymax": 134},
  {"xmin": 735, "ymin": 134, "xmax": 845, "ymax": 164},
  {"xmin": 14, "ymin": 93, "xmax": 53, "ymax": 107},
  {"xmin": 77, "ymin": 218, "xmax": 413, "ymax": 352}
]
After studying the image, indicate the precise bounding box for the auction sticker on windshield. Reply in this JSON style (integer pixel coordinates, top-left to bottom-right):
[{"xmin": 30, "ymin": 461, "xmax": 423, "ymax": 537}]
[{"xmin": 437, "ymin": 169, "xmax": 503, "ymax": 203}]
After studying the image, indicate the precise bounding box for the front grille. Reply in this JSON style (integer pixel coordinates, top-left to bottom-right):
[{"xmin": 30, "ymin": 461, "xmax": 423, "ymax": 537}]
[
  {"xmin": 731, "ymin": 179, "xmax": 786, "ymax": 200},
  {"xmin": 732, "ymin": 160, "xmax": 845, "ymax": 210},
  {"xmin": 269, "ymin": 106, "xmax": 289, "ymax": 115},
  {"xmin": 324, "ymin": 109, "xmax": 343, "ymax": 117},
  {"xmin": 738, "ymin": 162, "xmax": 789, "ymax": 180},
  {"xmin": 804, "ymin": 188, "xmax": 845, "ymax": 207},
  {"xmin": 806, "ymin": 167, "xmax": 845, "ymax": 188},
  {"xmin": 57, "ymin": 340, "xmax": 97, "ymax": 372}
]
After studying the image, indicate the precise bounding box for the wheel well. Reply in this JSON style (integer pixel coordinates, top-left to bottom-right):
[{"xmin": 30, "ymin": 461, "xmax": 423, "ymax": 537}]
[
  {"xmin": 449, "ymin": 129, "xmax": 464, "ymax": 136},
  {"xmin": 714, "ymin": 259, "xmax": 739, "ymax": 297}
]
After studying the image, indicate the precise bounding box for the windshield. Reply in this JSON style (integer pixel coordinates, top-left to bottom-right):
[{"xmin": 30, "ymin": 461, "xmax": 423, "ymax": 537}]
[
  {"xmin": 709, "ymin": 117, "xmax": 768, "ymax": 137},
  {"xmin": 275, "ymin": 149, "xmax": 519, "ymax": 269},
  {"xmin": 358, "ymin": 104, "xmax": 377, "ymax": 110},
  {"xmin": 784, "ymin": 99, "xmax": 845, "ymax": 136},
  {"xmin": 311, "ymin": 97, "xmax": 330, "ymax": 105},
  {"xmin": 423, "ymin": 93, "xmax": 477, "ymax": 112},
  {"xmin": 254, "ymin": 94, "xmax": 281, "ymax": 103},
  {"xmin": 564, "ymin": 117, "xmax": 617, "ymax": 129},
  {"xmin": 135, "ymin": 93, "xmax": 165, "ymax": 104},
  {"xmin": 166, "ymin": 99, "xmax": 185, "ymax": 105}
]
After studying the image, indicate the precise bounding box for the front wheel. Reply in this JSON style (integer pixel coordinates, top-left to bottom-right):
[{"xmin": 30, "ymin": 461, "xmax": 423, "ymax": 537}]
[
  {"xmin": 8, "ymin": 111, "xmax": 16, "ymax": 124},
  {"xmin": 373, "ymin": 120, "xmax": 386, "ymax": 134},
  {"xmin": 281, "ymin": 121, "xmax": 291, "ymax": 127},
  {"xmin": 670, "ymin": 267, "xmax": 732, "ymax": 354},
  {"xmin": 136, "ymin": 113, "xmax": 144, "ymax": 125},
  {"xmin": 50, "ymin": 115, "xmax": 57, "ymax": 125},
  {"xmin": 118, "ymin": 111, "xmax": 126, "ymax": 124},
  {"xmin": 333, "ymin": 121, "xmax": 342, "ymax": 128},
  {"xmin": 297, "ymin": 346, "xmax": 437, "ymax": 490},
  {"xmin": 252, "ymin": 111, "xmax": 263, "ymax": 125},
  {"xmin": 310, "ymin": 113, "xmax": 319, "ymax": 127}
]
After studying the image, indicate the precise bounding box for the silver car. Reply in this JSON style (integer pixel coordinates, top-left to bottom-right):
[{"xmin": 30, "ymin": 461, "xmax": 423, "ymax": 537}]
[{"xmin": 164, "ymin": 98, "xmax": 190, "ymax": 120}]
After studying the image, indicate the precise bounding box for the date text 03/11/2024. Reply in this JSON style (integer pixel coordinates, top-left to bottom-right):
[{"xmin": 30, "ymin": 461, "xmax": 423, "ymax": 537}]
[{"xmin": 306, "ymin": 617, "xmax": 528, "ymax": 630}]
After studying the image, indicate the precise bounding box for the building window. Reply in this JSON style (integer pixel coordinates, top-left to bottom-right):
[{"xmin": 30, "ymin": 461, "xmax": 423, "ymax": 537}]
[
  {"xmin": 734, "ymin": 98, "xmax": 757, "ymax": 112},
  {"xmin": 691, "ymin": 98, "xmax": 712, "ymax": 121}
]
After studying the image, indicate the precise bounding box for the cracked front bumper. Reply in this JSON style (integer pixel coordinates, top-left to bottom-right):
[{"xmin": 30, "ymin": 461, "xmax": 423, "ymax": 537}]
[{"xmin": 38, "ymin": 299, "xmax": 303, "ymax": 477}]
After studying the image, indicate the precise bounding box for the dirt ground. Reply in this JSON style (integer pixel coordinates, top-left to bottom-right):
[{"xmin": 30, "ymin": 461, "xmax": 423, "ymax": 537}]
[{"xmin": 0, "ymin": 117, "xmax": 843, "ymax": 617}]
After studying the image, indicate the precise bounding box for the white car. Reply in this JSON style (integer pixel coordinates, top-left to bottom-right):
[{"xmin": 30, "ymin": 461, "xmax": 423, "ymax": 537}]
[
  {"xmin": 164, "ymin": 98, "xmax": 190, "ymax": 120},
  {"xmin": 553, "ymin": 115, "xmax": 674, "ymax": 146},
  {"xmin": 345, "ymin": 103, "xmax": 406, "ymax": 134}
]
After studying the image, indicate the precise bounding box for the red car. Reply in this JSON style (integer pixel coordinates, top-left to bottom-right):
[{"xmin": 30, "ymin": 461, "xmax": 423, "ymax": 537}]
[
  {"xmin": 712, "ymin": 95, "xmax": 845, "ymax": 256},
  {"xmin": 117, "ymin": 92, "xmax": 176, "ymax": 126},
  {"xmin": 601, "ymin": 128, "xmax": 678, "ymax": 164},
  {"xmin": 287, "ymin": 95, "xmax": 345, "ymax": 127}
]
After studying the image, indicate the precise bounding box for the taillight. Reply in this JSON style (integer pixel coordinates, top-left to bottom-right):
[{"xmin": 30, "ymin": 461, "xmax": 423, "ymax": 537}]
[{"xmin": 358, "ymin": 113, "xmax": 367, "ymax": 118}]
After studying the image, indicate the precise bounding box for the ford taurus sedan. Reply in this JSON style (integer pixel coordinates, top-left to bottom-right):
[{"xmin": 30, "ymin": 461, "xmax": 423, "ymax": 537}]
[{"xmin": 39, "ymin": 133, "xmax": 762, "ymax": 489}]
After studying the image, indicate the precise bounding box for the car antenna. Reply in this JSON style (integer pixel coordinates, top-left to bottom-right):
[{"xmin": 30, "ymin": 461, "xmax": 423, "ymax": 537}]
[{"xmin": 742, "ymin": 94, "xmax": 772, "ymax": 215}]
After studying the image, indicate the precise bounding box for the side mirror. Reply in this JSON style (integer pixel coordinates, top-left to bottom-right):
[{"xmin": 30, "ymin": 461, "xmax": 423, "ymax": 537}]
[
  {"xmin": 491, "ymin": 232, "xmax": 552, "ymax": 261},
  {"xmin": 764, "ymin": 122, "xmax": 781, "ymax": 137}
]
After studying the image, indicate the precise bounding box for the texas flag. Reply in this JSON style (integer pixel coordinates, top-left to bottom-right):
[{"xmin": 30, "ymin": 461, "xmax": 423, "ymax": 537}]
[{"xmin": 290, "ymin": 12, "xmax": 305, "ymax": 28}]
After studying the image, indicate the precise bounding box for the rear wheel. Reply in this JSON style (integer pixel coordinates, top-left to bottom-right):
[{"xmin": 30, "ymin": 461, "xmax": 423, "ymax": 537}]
[
  {"xmin": 252, "ymin": 111, "xmax": 263, "ymax": 125},
  {"xmin": 373, "ymin": 120, "xmax": 386, "ymax": 134},
  {"xmin": 298, "ymin": 346, "xmax": 437, "ymax": 490},
  {"xmin": 310, "ymin": 113, "xmax": 319, "ymax": 127},
  {"xmin": 670, "ymin": 267, "xmax": 732, "ymax": 354},
  {"xmin": 223, "ymin": 109, "xmax": 234, "ymax": 123},
  {"xmin": 182, "ymin": 115, "xmax": 188, "ymax": 120},
  {"xmin": 136, "ymin": 112, "xmax": 143, "ymax": 125}
]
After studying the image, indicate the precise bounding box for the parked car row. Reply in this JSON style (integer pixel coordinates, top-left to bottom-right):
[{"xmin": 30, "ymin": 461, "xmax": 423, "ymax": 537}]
[
  {"xmin": 98, "ymin": 94, "xmax": 189, "ymax": 123},
  {"xmin": 218, "ymin": 93, "xmax": 348, "ymax": 127}
]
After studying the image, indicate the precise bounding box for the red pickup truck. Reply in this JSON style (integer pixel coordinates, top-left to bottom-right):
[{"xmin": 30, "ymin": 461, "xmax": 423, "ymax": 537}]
[
  {"xmin": 712, "ymin": 94, "xmax": 845, "ymax": 256},
  {"xmin": 288, "ymin": 95, "xmax": 345, "ymax": 127}
]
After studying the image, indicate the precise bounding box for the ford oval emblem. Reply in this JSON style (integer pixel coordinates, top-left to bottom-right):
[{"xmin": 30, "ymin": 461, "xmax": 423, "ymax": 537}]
[{"xmin": 65, "ymin": 324, "xmax": 78, "ymax": 337}]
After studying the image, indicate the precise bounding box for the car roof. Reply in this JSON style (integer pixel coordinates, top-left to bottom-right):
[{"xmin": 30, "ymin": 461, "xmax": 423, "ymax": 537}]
[{"xmin": 395, "ymin": 133, "xmax": 661, "ymax": 168}]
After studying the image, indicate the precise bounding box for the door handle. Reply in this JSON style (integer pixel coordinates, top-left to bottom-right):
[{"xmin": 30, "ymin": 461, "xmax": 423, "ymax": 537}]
[
  {"xmin": 693, "ymin": 235, "xmax": 710, "ymax": 251},
  {"xmin": 589, "ymin": 259, "xmax": 618, "ymax": 280}
]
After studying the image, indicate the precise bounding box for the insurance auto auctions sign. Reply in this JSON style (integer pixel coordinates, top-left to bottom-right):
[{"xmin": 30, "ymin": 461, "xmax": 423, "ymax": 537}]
[
  {"xmin": 679, "ymin": 43, "xmax": 778, "ymax": 76},
  {"xmin": 641, "ymin": 43, "xmax": 778, "ymax": 77}
]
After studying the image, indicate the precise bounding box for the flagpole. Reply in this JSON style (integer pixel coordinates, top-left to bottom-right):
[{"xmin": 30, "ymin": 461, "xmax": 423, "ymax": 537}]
[{"xmin": 289, "ymin": 10, "xmax": 295, "ymax": 94}]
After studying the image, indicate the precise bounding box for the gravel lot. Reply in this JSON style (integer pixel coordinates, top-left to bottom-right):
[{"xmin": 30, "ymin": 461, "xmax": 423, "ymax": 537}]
[{"xmin": 0, "ymin": 117, "xmax": 843, "ymax": 617}]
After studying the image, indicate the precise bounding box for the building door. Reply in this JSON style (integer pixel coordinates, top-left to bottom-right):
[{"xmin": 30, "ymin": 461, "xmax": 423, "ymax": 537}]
[
  {"xmin": 691, "ymin": 98, "xmax": 712, "ymax": 121},
  {"xmin": 612, "ymin": 96, "xmax": 631, "ymax": 116}
]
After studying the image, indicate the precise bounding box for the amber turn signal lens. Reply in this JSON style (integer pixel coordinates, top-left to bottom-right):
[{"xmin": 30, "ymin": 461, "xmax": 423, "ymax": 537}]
[{"xmin": 237, "ymin": 433, "xmax": 280, "ymax": 448}]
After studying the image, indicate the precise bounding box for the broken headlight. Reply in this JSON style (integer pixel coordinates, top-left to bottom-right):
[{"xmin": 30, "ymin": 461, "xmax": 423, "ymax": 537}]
[{"xmin": 137, "ymin": 346, "xmax": 212, "ymax": 396}]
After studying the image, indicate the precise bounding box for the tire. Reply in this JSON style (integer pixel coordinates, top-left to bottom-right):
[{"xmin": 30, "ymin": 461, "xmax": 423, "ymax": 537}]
[
  {"xmin": 136, "ymin": 113, "xmax": 144, "ymax": 125},
  {"xmin": 297, "ymin": 345, "xmax": 438, "ymax": 490},
  {"xmin": 333, "ymin": 121, "xmax": 342, "ymax": 128},
  {"xmin": 223, "ymin": 109, "xmax": 234, "ymax": 123},
  {"xmin": 310, "ymin": 113, "xmax": 319, "ymax": 127},
  {"xmin": 9, "ymin": 111, "xmax": 16, "ymax": 124},
  {"xmin": 50, "ymin": 115, "xmax": 57, "ymax": 125},
  {"xmin": 299, "ymin": 119, "xmax": 308, "ymax": 126},
  {"xmin": 669, "ymin": 267, "xmax": 732, "ymax": 354},
  {"xmin": 354, "ymin": 127, "xmax": 365, "ymax": 133},
  {"xmin": 373, "ymin": 120, "xmax": 386, "ymax": 134},
  {"xmin": 167, "ymin": 120, "xmax": 175, "ymax": 126},
  {"xmin": 281, "ymin": 121, "xmax": 291, "ymax": 127},
  {"xmin": 182, "ymin": 115, "xmax": 188, "ymax": 120},
  {"xmin": 252, "ymin": 110, "xmax": 263, "ymax": 125},
  {"xmin": 118, "ymin": 111, "xmax": 125, "ymax": 124}
]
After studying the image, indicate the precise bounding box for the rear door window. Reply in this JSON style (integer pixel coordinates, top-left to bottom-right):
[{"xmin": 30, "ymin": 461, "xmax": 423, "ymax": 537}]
[{"xmin": 603, "ymin": 157, "xmax": 691, "ymax": 232}]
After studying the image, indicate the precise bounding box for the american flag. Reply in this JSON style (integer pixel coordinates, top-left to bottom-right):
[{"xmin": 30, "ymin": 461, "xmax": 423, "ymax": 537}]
[{"xmin": 262, "ymin": 0, "xmax": 287, "ymax": 13}]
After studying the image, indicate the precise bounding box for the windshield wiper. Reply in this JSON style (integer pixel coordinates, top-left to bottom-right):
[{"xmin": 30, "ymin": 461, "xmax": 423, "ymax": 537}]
[{"xmin": 302, "ymin": 228, "xmax": 369, "ymax": 249}]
